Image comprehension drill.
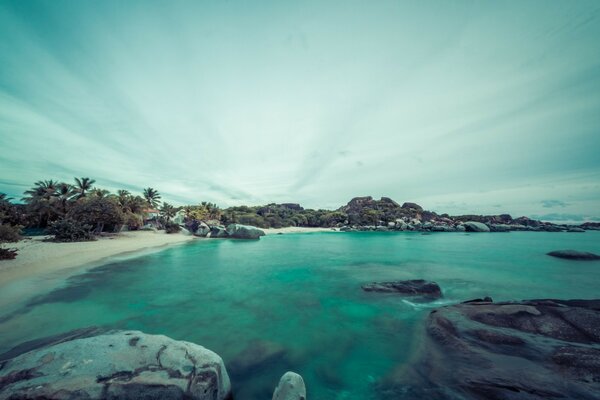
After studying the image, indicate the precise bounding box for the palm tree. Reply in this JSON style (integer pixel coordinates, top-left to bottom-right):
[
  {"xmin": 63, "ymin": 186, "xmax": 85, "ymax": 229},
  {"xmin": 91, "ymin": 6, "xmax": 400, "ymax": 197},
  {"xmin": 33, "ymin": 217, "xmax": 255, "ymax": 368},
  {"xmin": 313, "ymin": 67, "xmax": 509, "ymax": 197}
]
[
  {"xmin": 22, "ymin": 180, "xmax": 60, "ymax": 227},
  {"xmin": 56, "ymin": 183, "xmax": 77, "ymax": 215},
  {"xmin": 143, "ymin": 188, "xmax": 161, "ymax": 209},
  {"xmin": 90, "ymin": 188, "xmax": 110, "ymax": 198},
  {"xmin": 74, "ymin": 177, "xmax": 96, "ymax": 199},
  {"xmin": 160, "ymin": 202, "xmax": 176, "ymax": 222}
]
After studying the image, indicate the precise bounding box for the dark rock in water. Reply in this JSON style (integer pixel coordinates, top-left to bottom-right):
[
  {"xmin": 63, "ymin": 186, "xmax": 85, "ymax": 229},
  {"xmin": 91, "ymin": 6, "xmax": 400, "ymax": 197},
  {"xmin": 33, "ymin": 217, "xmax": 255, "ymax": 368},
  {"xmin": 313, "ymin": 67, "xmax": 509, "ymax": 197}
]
[
  {"xmin": 567, "ymin": 227, "xmax": 585, "ymax": 233},
  {"xmin": 362, "ymin": 279, "xmax": 442, "ymax": 299},
  {"xmin": 228, "ymin": 340, "xmax": 287, "ymax": 380},
  {"xmin": 0, "ymin": 330, "xmax": 231, "ymax": 400},
  {"xmin": 547, "ymin": 250, "xmax": 600, "ymax": 260},
  {"xmin": 379, "ymin": 299, "xmax": 600, "ymax": 399},
  {"xmin": 272, "ymin": 371, "xmax": 306, "ymax": 400},
  {"xmin": 226, "ymin": 224, "xmax": 266, "ymax": 239},
  {"xmin": 462, "ymin": 296, "xmax": 493, "ymax": 304}
]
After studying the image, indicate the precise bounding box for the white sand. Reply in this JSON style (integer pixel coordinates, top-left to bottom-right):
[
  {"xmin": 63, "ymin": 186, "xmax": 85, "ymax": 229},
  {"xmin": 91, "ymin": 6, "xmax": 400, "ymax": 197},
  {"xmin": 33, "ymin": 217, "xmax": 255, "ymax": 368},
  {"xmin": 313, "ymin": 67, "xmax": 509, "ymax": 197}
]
[
  {"xmin": 263, "ymin": 226, "xmax": 338, "ymax": 235},
  {"xmin": 0, "ymin": 231, "xmax": 195, "ymax": 286}
]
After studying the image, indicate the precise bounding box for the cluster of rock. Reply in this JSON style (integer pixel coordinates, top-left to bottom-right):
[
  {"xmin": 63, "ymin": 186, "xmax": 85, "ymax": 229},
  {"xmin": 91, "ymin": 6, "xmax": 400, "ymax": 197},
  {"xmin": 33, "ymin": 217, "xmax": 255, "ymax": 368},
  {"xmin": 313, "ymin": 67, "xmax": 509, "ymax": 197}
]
[
  {"xmin": 363, "ymin": 278, "xmax": 600, "ymax": 399},
  {"xmin": 0, "ymin": 329, "xmax": 306, "ymax": 400},
  {"xmin": 183, "ymin": 222, "xmax": 266, "ymax": 240},
  {"xmin": 379, "ymin": 298, "xmax": 600, "ymax": 399},
  {"xmin": 337, "ymin": 197, "xmax": 592, "ymax": 233}
]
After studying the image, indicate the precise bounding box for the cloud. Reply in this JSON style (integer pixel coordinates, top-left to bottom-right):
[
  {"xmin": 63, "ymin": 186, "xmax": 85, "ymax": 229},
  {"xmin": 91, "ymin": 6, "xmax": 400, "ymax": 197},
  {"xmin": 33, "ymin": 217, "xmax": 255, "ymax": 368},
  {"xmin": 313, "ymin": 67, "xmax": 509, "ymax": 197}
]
[
  {"xmin": 541, "ymin": 200, "xmax": 570, "ymax": 208},
  {"xmin": 0, "ymin": 1, "xmax": 599, "ymax": 220}
]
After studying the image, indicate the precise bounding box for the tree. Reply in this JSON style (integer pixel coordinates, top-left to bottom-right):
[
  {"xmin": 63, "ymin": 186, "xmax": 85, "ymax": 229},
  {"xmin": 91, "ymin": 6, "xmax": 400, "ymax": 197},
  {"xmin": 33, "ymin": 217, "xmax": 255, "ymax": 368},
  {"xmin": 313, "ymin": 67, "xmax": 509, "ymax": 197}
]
[
  {"xmin": 160, "ymin": 202, "xmax": 176, "ymax": 222},
  {"xmin": 74, "ymin": 177, "xmax": 96, "ymax": 199},
  {"xmin": 56, "ymin": 183, "xmax": 77, "ymax": 215},
  {"xmin": 68, "ymin": 196, "xmax": 125, "ymax": 233},
  {"xmin": 22, "ymin": 180, "xmax": 61, "ymax": 227},
  {"xmin": 143, "ymin": 188, "xmax": 161, "ymax": 208}
]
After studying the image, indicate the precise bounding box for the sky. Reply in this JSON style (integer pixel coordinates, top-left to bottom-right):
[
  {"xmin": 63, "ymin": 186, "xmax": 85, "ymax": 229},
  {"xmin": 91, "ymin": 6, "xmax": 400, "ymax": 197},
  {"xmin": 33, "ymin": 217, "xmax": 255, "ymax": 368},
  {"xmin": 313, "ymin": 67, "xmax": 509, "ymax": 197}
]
[{"xmin": 1, "ymin": 1, "xmax": 600, "ymax": 221}]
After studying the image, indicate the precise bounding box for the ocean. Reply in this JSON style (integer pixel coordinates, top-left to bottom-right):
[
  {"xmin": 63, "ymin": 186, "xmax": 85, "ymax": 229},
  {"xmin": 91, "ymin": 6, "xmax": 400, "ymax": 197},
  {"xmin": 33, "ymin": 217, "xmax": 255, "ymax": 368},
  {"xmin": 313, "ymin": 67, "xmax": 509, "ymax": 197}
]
[{"xmin": 1, "ymin": 231, "xmax": 599, "ymax": 399}]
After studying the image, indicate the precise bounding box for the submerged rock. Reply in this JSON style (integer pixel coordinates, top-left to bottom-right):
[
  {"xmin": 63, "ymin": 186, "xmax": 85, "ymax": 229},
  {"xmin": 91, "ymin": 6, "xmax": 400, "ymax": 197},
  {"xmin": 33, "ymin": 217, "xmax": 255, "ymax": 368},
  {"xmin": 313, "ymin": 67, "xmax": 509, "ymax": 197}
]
[
  {"xmin": 547, "ymin": 250, "xmax": 600, "ymax": 260},
  {"xmin": 228, "ymin": 340, "xmax": 287, "ymax": 380},
  {"xmin": 272, "ymin": 372, "xmax": 306, "ymax": 400},
  {"xmin": 226, "ymin": 224, "xmax": 266, "ymax": 239},
  {"xmin": 567, "ymin": 227, "xmax": 585, "ymax": 232},
  {"xmin": 362, "ymin": 279, "xmax": 442, "ymax": 299},
  {"xmin": 380, "ymin": 299, "xmax": 600, "ymax": 399},
  {"xmin": 463, "ymin": 221, "xmax": 490, "ymax": 232},
  {"xmin": 0, "ymin": 330, "xmax": 231, "ymax": 400}
]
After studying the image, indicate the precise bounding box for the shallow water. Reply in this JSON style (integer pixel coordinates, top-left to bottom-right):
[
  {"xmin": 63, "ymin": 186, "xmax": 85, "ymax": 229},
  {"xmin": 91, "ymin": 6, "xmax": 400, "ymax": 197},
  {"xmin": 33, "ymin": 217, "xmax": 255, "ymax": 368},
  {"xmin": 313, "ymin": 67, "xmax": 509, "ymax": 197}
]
[{"xmin": 1, "ymin": 231, "xmax": 599, "ymax": 399}]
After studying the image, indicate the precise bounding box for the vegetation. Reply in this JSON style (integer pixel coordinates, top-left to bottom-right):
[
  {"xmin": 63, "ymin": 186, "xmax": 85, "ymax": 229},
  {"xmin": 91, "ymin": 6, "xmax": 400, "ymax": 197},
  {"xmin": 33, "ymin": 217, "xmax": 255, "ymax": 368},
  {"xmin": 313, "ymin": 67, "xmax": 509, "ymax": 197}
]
[
  {"xmin": 47, "ymin": 219, "xmax": 95, "ymax": 242},
  {"xmin": 143, "ymin": 187, "xmax": 161, "ymax": 208},
  {"xmin": 0, "ymin": 248, "xmax": 17, "ymax": 260},
  {"xmin": 164, "ymin": 221, "xmax": 182, "ymax": 234},
  {"xmin": 0, "ymin": 224, "xmax": 22, "ymax": 242}
]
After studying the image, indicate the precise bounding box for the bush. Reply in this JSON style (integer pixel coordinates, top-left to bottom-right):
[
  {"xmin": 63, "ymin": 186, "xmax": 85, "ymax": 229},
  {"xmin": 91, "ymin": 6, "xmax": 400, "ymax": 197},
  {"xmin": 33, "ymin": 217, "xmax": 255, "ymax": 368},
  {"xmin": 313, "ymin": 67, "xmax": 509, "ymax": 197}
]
[
  {"xmin": 0, "ymin": 224, "xmax": 22, "ymax": 242},
  {"xmin": 0, "ymin": 248, "xmax": 17, "ymax": 260},
  {"xmin": 69, "ymin": 197, "xmax": 124, "ymax": 233},
  {"xmin": 47, "ymin": 219, "xmax": 95, "ymax": 242},
  {"xmin": 164, "ymin": 221, "xmax": 181, "ymax": 234}
]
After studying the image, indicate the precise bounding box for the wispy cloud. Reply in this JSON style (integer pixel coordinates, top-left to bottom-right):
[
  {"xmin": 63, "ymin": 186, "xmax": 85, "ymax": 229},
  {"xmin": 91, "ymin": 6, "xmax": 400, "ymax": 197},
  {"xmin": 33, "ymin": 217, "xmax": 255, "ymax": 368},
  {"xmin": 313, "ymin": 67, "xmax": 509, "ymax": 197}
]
[{"xmin": 0, "ymin": 1, "xmax": 599, "ymax": 219}]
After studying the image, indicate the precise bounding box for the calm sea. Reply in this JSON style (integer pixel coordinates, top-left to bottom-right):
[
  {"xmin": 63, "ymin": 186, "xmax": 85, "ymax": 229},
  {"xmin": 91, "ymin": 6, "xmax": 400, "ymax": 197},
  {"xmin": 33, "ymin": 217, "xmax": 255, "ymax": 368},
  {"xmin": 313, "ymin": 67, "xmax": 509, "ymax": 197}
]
[{"xmin": 1, "ymin": 231, "xmax": 599, "ymax": 399}]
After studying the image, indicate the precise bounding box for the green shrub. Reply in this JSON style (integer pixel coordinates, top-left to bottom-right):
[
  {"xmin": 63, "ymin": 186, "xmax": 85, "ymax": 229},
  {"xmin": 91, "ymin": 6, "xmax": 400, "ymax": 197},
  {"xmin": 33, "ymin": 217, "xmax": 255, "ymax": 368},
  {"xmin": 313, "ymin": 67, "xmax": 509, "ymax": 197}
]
[
  {"xmin": 0, "ymin": 248, "xmax": 17, "ymax": 260},
  {"xmin": 68, "ymin": 197, "xmax": 124, "ymax": 233},
  {"xmin": 164, "ymin": 221, "xmax": 182, "ymax": 234},
  {"xmin": 0, "ymin": 224, "xmax": 22, "ymax": 242},
  {"xmin": 47, "ymin": 219, "xmax": 95, "ymax": 242}
]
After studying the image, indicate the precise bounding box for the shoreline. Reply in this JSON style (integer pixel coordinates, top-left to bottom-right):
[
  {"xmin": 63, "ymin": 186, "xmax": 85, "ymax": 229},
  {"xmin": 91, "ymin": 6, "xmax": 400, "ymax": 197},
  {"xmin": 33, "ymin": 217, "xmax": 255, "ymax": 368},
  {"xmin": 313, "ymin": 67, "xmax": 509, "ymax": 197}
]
[{"xmin": 0, "ymin": 231, "xmax": 195, "ymax": 287}]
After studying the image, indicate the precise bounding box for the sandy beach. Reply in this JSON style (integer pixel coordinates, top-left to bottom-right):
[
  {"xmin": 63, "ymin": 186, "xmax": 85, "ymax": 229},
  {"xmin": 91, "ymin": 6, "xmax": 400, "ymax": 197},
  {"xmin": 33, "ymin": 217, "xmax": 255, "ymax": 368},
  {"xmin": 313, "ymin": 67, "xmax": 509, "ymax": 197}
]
[
  {"xmin": 263, "ymin": 226, "xmax": 339, "ymax": 235},
  {"xmin": 0, "ymin": 231, "xmax": 195, "ymax": 286}
]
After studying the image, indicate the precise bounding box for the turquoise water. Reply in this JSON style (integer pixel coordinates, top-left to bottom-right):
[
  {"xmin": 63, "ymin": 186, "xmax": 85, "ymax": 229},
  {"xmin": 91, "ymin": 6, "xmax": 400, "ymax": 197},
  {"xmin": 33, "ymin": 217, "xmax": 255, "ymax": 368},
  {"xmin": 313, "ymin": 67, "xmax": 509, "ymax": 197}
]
[{"xmin": 1, "ymin": 231, "xmax": 600, "ymax": 399}]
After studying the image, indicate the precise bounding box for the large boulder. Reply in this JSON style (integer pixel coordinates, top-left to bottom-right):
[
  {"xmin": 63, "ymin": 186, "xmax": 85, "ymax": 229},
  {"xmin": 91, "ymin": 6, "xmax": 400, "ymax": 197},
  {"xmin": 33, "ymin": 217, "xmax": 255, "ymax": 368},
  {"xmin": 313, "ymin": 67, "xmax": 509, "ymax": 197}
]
[
  {"xmin": 226, "ymin": 224, "xmax": 265, "ymax": 239},
  {"xmin": 0, "ymin": 330, "xmax": 231, "ymax": 400},
  {"xmin": 547, "ymin": 250, "xmax": 600, "ymax": 260},
  {"xmin": 208, "ymin": 225, "xmax": 229, "ymax": 238},
  {"xmin": 272, "ymin": 372, "xmax": 306, "ymax": 400},
  {"xmin": 362, "ymin": 279, "xmax": 442, "ymax": 299},
  {"xmin": 380, "ymin": 299, "xmax": 600, "ymax": 399},
  {"xmin": 463, "ymin": 221, "xmax": 490, "ymax": 232}
]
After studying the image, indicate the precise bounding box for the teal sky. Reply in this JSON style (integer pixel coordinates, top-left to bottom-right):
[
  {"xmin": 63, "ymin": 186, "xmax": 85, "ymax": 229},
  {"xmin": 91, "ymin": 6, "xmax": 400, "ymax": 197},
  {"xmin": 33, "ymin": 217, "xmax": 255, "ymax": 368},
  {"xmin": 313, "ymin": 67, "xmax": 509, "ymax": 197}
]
[{"xmin": 1, "ymin": 1, "xmax": 600, "ymax": 220}]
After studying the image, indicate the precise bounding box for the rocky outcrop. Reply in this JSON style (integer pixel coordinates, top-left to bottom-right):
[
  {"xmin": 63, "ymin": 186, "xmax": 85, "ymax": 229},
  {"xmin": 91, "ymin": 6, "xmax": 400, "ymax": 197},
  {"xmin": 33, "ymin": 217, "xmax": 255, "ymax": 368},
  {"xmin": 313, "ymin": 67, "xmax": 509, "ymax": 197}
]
[
  {"xmin": 362, "ymin": 279, "xmax": 442, "ymax": 299},
  {"xmin": 401, "ymin": 202, "xmax": 423, "ymax": 211},
  {"xmin": 272, "ymin": 372, "xmax": 306, "ymax": 400},
  {"xmin": 547, "ymin": 250, "xmax": 600, "ymax": 260},
  {"xmin": 225, "ymin": 224, "xmax": 265, "ymax": 239},
  {"xmin": 380, "ymin": 299, "xmax": 600, "ymax": 399},
  {"xmin": 0, "ymin": 329, "xmax": 231, "ymax": 400},
  {"xmin": 463, "ymin": 221, "xmax": 490, "ymax": 232}
]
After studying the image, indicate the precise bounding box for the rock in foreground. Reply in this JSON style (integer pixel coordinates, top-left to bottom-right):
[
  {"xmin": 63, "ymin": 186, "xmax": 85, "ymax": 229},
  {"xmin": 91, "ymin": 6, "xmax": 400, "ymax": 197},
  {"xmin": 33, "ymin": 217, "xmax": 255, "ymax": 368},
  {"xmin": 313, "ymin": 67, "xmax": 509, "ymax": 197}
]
[
  {"xmin": 0, "ymin": 330, "xmax": 231, "ymax": 400},
  {"xmin": 272, "ymin": 372, "xmax": 306, "ymax": 400},
  {"xmin": 381, "ymin": 299, "xmax": 600, "ymax": 399},
  {"xmin": 362, "ymin": 279, "xmax": 442, "ymax": 299},
  {"xmin": 226, "ymin": 223, "xmax": 266, "ymax": 239},
  {"xmin": 547, "ymin": 249, "xmax": 600, "ymax": 260}
]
